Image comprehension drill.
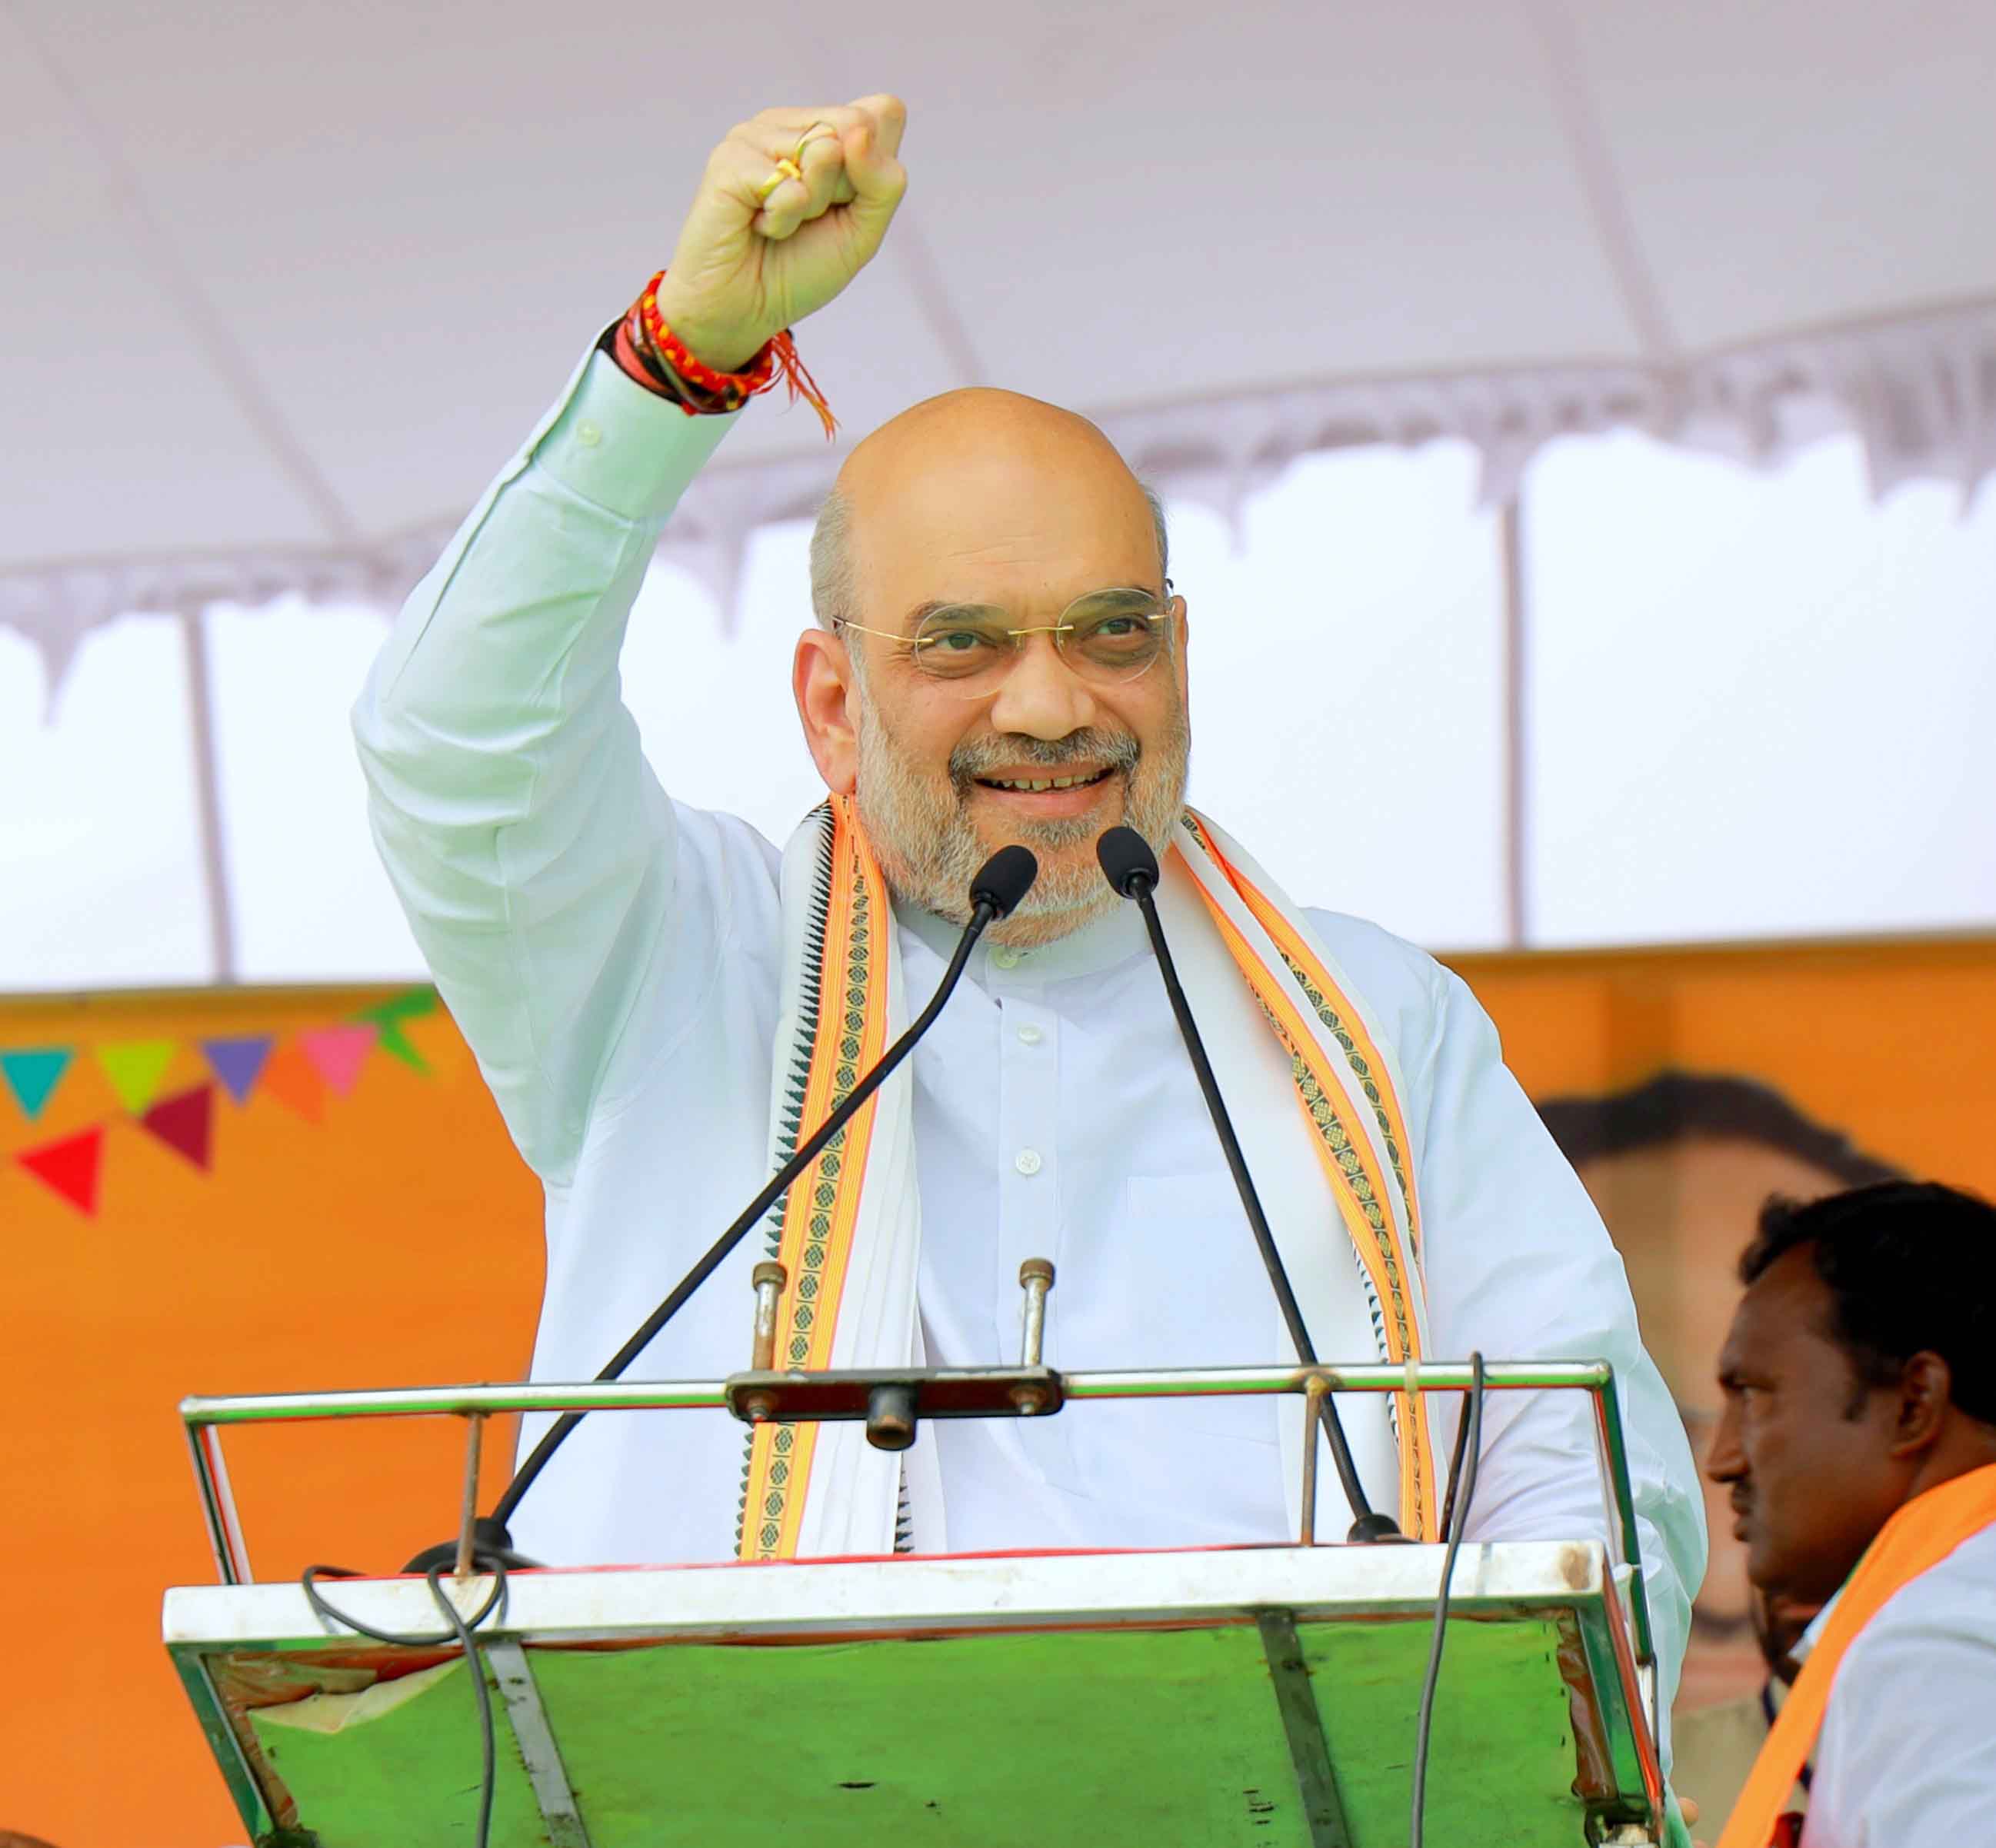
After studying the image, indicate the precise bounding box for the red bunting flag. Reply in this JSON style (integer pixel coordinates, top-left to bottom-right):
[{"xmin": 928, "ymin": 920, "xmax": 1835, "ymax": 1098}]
[
  {"xmin": 138, "ymin": 1084, "xmax": 215, "ymax": 1170},
  {"xmin": 18, "ymin": 1125, "xmax": 105, "ymax": 1216}
]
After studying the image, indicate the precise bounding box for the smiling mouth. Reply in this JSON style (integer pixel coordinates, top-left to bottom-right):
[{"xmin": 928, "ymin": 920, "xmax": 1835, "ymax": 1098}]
[{"xmin": 972, "ymin": 766, "xmax": 1115, "ymax": 794}]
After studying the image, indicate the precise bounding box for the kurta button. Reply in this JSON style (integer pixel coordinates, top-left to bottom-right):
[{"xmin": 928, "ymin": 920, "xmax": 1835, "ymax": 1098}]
[
  {"xmin": 575, "ymin": 419, "xmax": 602, "ymax": 447},
  {"xmin": 1015, "ymin": 1148, "xmax": 1043, "ymax": 1176},
  {"xmin": 991, "ymin": 946, "xmax": 1023, "ymax": 969},
  {"xmin": 1017, "ymin": 1023, "xmax": 1044, "ymax": 1045}
]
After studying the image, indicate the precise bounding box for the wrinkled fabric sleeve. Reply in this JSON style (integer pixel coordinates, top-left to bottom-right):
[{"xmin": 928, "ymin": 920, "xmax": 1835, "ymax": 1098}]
[
  {"xmin": 1808, "ymin": 1589, "xmax": 1996, "ymax": 1845},
  {"xmin": 1415, "ymin": 965, "xmax": 1708, "ymax": 1742},
  {"xmin": 352, "ymin": 348, "xmax": 738, "ymax": 1184}
]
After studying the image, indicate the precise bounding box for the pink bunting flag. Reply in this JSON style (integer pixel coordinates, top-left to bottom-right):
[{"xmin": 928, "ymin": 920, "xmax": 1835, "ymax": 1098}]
[{"xmin": 298, "ymin": 1023, "xmax": 378, "ymax": 1097}]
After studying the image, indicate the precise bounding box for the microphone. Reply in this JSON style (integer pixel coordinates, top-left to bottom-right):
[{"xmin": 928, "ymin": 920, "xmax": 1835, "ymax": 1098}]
[
  {"xmin": 412, "ymin": 843, "xmax": 1040, "ymax": 1569},
  {"xmin": 399, "ymin": 846, "xmax": 1045, "ymax": 1572},
  {"xmin": 1096, "ymin": 826, "xmax": 1401, "ymax": 1543}
]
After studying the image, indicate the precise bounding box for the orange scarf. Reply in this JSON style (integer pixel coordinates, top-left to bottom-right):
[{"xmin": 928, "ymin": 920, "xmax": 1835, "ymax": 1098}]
[{"xmin": 1716, "ymin": 1460, "xmax": 1996, "ymax": 1848}]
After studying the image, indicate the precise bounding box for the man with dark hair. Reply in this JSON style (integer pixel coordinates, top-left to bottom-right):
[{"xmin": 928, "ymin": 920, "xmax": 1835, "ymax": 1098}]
[
  {"xmin": 1706, "ymin": 1180, "xmax": 1996, "ymax": 1846},
  {"xmin": 1540, "ymin": 1069, "xmax": 1902, "ymax": 1710}
]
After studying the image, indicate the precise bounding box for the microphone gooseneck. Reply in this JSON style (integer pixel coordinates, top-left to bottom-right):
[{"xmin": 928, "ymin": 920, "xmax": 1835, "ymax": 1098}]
[
  {"xmin": 1095, "ymin": 825, "xmax": 1398, "ymax": 1543},
  {"xmin": 476, "ymin": 842, "xmax": 1041, "ymax": 1546}
]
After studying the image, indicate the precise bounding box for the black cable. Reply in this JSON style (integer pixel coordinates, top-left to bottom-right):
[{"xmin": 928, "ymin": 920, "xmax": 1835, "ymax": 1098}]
[
  {"xmin": 492, "ymin": 849, "xmax": 1033, "ymax": 1532},
  {"xmin": 1409, "ymin": 1351, "xmax": 1485, "ymax": 1848},
  {"xmin": 1435, "ymin": 1370, "xmax": 1475, "ymax": 1543},
  {"xmin": 302, "ymin": 1563, "xmax": 508, "ymax": 1848}
]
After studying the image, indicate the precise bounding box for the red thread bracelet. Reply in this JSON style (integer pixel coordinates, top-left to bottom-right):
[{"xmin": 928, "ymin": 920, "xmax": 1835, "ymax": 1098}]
[{"xmin": 632, "ymin": 271, "xmax": 837, "ymax": 437}]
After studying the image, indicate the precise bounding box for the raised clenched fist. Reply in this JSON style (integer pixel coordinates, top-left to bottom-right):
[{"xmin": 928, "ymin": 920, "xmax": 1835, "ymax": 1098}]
[{"xmin": 651, "ymin": 97, "xmax": 908, "ymax": 373}]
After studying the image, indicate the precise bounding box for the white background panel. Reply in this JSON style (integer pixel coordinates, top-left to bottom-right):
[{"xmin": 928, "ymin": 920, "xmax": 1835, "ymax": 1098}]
[{"xmin": 1526, "ymin": 431, "xmax": 1996, "ymax": 944}]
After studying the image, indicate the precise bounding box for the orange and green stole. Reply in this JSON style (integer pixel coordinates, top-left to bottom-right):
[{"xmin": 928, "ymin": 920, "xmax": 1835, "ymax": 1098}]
[
  {"xmin": 1715, "ymin": 1463, "xmax": 1996, "ymax": 1848},
  {"xmin": 736, "ymin": 798, "xmax": 1439, "ymax": 1560}
]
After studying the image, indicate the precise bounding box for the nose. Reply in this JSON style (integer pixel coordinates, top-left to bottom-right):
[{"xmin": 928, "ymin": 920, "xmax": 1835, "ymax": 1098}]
[
  {"xmin": 985, "ymin": 633, "xmax": 1100, "ymax": 741},
  {"xmin": 1704, "ymin": 1398, "xmax": 1748, "ymax": 1486}
]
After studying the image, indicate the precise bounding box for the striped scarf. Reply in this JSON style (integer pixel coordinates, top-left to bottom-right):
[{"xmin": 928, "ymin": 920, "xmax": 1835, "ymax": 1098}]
[{"xmin": 737, "ymin": 797, "xmax": 1438, "ymax": 1560}]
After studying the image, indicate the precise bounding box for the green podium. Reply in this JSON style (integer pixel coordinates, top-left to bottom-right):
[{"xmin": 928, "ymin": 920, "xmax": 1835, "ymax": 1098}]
[{"xmin": 168, "ymin": 1361, "xmax": 1674, "ymax": 1846}]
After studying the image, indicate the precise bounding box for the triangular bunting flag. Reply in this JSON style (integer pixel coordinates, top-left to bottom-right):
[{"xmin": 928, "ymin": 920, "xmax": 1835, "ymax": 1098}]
[
  {"xmin": 1, "ymin": 1047, "xmax": 72, "ymax": 1120},
  {"xmin": 299, "ymin": 1023, "xmax": 377, "ymax": 1097},
  {"xmin": 18, "ymin": 1124, "xmax": 105, "ymax": 1216},
  {"xmin": 98, "ymin": 1040, "xmax": 178, "ymax": 1114},
  {"xmin": 202, "ymin": 1035, "xmax": 274, "ymax": 1105},
  {"xmin": 139, "ymin": 1084, "xmax": 215, "ymax": 1170},
  {"xmin": 352, "ymin": 987, "xmax": 436, "ymax": 1074},
  {"xmin": 375, "ymin": 985, "xmax": 436, "ymax": 1019},
  {"xmin": 259, "ymin": 1040, "xmax": 325, "ymax": 1123}
]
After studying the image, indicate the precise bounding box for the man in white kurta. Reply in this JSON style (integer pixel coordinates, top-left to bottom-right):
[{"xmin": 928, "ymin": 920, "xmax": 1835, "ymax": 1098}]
[
  {"xmin": 1788, "ymin": 1527, "xmax": 1996, "ymax": 1843},
  {"xmin": 352, "ymin": 96, "xmax": 1703, "ymax": 1713},
  {"xmin": 1704, "ymin": 1184, "xmax": 1996, "ymax": 1845}
]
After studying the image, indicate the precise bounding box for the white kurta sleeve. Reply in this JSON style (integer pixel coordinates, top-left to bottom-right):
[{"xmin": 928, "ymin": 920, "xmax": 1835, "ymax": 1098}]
[
  {"xmin": 352, "ymin": 347, "xmax": 738, "ymax": 1183},
  {"xmin": 1805, "ymin": 1557, "xmax": 1996, "ymax": 1846},
  {"xmin": 1415, "ymin": 965, "xmax": 1708, "ymax": 1725}
]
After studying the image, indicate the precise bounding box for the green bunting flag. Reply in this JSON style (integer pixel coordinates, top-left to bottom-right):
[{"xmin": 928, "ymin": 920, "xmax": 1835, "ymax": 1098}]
[
  {"xmin": 352, "ymin": 986, "xmax": 437, "ymax": 1074},
  {"xmin": 97, "ymin": 1040, "xmax": 178, "ymax": 1115}
]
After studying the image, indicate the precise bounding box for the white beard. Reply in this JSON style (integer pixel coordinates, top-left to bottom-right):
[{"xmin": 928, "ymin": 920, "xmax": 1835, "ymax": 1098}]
[{"xmin": 851, "ymin": 695, "xmax": 1190, "ymax": 944}]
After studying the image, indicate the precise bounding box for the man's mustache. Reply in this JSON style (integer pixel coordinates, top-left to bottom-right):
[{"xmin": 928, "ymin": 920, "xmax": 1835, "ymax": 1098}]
[{"xmin": 948, "ymin": 728, "xmax": 1141, "ymax": 791}]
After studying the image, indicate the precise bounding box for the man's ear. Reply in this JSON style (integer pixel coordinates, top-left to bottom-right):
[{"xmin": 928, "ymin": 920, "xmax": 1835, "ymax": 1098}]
[
  {"xmin": 1890, "ymin": 1351, "xmax": 1954, "ymax": 1460},
  {"xmin": 794, "ymin": 628, "xmax": 860, "ymax": 795}
]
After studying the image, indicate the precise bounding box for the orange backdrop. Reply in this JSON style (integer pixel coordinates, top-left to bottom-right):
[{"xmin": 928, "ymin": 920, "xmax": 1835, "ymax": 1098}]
[{"xmin": 4, "ymin": 934, "xmax": 1994, "ymax": 1846}]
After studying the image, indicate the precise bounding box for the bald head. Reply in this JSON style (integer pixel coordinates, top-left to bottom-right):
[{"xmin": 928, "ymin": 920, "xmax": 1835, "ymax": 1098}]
[
  {"xmin": 790, "ymin": 387, "xmax": 1193, "ymax": 947},
  {"xmin": 809, "ymin": 389, "xmax": 1168, "ymax": 634}
]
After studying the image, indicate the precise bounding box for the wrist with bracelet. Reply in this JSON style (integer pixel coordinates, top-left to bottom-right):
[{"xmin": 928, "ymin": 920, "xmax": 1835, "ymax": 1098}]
[{"xmin": 612, "ymin": 270, "xmax": 836, "ymax": 437}]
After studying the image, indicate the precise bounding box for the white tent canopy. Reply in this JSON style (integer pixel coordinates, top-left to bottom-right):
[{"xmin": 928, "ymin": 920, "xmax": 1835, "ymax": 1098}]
[{"xmin": 8, "ymin": 0, "xmax": 1996, "ymax": 684}]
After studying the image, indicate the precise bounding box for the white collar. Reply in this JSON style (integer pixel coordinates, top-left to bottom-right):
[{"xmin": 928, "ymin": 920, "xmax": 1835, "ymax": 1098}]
[{"xmin": 1788, "ymin": 1583, "xmax": 1844, "ymax": 1664}]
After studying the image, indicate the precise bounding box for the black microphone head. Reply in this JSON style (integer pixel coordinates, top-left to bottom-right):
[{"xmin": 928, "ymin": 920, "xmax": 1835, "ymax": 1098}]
[
  {"xmin": 971, "ymin": 844, "xmax": 1038, "ymax": 919},
  {"xmin": 1097, "ymin": 826, "xmax": 1160, "ymax": 899}
]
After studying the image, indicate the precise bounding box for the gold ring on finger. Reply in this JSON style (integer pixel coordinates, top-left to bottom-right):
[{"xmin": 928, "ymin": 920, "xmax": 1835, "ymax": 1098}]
[{"xmin": 755, "ymin": 156, "xmax": 804, "ymax": 204}]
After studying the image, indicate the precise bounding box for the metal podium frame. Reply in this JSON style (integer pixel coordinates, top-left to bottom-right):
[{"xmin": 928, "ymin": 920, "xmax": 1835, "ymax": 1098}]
[{"xmin": 171, "ymin": 1360, "xmax": 1668, "ymax": 1847}]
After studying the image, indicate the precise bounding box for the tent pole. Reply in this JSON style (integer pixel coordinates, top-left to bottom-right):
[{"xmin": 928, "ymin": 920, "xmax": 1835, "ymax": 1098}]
[
  {"xmin": 1501, "ymin": 498, "xmax": 1530, "ymax": 949},
  {"xmin": 180, "ymin": 608, "xmax": 238, "ymax": 983}
]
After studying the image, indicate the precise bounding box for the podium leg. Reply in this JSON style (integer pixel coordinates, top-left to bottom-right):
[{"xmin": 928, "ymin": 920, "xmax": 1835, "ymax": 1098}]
[
  {"xmin": 1256, "ymin": 1610, "xmax": 1353, "ymax": 1848},
  {"xmin": 488, "ymin": 1641, "xmax": 592, "ymax": 1847}
]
